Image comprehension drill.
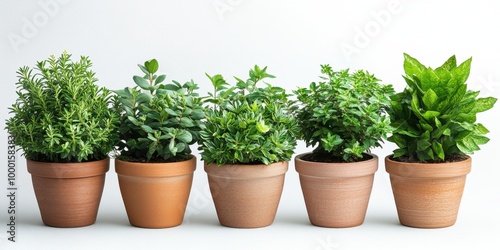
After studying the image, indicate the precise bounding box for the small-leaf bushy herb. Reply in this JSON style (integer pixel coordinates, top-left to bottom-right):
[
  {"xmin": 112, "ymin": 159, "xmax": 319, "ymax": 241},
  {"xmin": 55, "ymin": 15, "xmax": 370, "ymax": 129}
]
[
  {"xmin": 294, "ymin": 65, "xmax": 394, "ymax": 162},
  {"xmin": 114, "ymin": 59, "xmax": 204, "ymax": 162},
  {"xmin": 199, "ymin": 66, "xmax": 299, "ymax": 166},
  {"xmin": 6, "ymin": 52, "xmax": 119, "ymax": 163},
  {"xmin": 388, "ymin": 54, "xmax": 497, "ymax": 162}
]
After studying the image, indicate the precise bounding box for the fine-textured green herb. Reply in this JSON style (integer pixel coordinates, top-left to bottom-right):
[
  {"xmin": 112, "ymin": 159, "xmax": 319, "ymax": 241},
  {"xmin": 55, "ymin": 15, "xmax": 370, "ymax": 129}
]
[
  {"xmin": 6, "ymin": 51, "xmax": 119, "ymax": 163},
  {"xmin": 199, "ymin": 65, "xmax": 299, "ymax": 166},
  {"xmin": 388, "ymin": 54, "xmax": 497, "ymax": 162},
  {"xmin": 294, "ymin": 65, "xmax": 394, "ymax": 162},
  {"xmin": 114, "ymin": 59, "xmax": 204, "ymax": 162}
]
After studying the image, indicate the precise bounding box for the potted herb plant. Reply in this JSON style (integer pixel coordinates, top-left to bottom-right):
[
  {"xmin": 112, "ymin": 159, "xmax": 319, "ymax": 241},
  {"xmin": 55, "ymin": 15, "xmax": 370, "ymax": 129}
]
[
  {"xmin": 293, "ymin": 65, "xmax": 394, "ymax": 227},
  {"xmin": 386, "ymin": 53, "xmax": 497, "ymax": 228},
  {"xmin": 199, "ymin": 66, "xmax": 298, "ymax": 228},
  {"xmin": 5, "ymin": 52, "xmax": 118, "ymax": 227},
  {"xmin": 114, "ymin": 59, "xmax": 203, "ymax": 228}
]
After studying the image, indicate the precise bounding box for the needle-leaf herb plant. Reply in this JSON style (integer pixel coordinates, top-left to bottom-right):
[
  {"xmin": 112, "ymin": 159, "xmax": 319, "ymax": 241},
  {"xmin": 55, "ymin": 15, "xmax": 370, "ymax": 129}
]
[
  {"xmin": 388, "ymin": 54, "xmax": 497, "ymax": 162},
  {"xmin": 6, "ymin": 51, "xmax": 119, "ymax": 163},
  {"xmin": 200, "ymin": 66, "xmax": 299, "ymax": 166},
  {"xmin": 294, "ymin": 65, "xmax": 394, "ymax": 162},
  {"xmin": 114, "ymin": 59, "xmax": 204, "ymax": 163}
]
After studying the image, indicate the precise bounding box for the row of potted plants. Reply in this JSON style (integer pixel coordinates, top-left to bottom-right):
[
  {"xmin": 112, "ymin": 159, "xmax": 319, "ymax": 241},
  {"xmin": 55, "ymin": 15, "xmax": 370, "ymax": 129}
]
[{"xmin": 6, "ymin": 52, "xmax": 497, "ymax": 229}]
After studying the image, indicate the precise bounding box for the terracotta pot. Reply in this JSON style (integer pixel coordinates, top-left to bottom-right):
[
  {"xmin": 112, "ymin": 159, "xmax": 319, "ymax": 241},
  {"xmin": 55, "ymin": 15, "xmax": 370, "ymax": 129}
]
[
  {"xmin": 385, "ymin": 155, "xmax": 471, "ymax": 228},
  {"xmin": 204, "ymin": 161, "xmax": 288, "ymax": 228},
  {"xmin": 27, "ymin": 158, "xmax": 109, "ymax": 227},
  {"xmin": 115, "ymin": 156, "xmax": 196, "ymax": 228},
  {"xmin": 295, "ymin": 153, "xmax": 378, "ymax": 228}
]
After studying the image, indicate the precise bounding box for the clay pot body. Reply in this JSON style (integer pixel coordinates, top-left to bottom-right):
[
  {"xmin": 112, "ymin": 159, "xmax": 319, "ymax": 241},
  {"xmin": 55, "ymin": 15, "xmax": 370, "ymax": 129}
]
[
  {"xmin": 385, "ymin": 155, "xmax": 471, "ymax": 228},
  {"xmin": 204, "ymin": 161, "xmax": 288, "ymax": 228},
  {"xmin": 115, "ymin": 156, "xmax": 196, "ymax": 228},
  {"xmin": 295, "ymin": 153, "xmax": 378, "ymax": 227},
  {"xmin": 27, "ymin": 158, "xmax": 109, "ymax": 227}
]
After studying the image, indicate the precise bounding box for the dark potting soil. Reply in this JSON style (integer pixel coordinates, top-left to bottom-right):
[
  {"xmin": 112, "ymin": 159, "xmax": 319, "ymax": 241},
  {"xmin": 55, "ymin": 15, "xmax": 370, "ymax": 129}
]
[
  {"xmin": 300, "ymin": 152, "xmax": 373, "ymax": 163},
  {"xmin": 390, "ymin": 153, "xmax": 469, "ymax": 163}
]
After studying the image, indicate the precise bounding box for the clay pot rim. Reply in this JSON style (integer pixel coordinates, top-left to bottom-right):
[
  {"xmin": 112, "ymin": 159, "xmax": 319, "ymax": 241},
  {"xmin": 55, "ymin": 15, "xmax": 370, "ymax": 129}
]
[
  {"xmin": 294, "ymin": 152, "xmax": 378, "ymax": 178},
  {"xmin": 27, "ymin": 158, "xmax": 110, "ymax": 179},
  {"xmin": 204, "ymin": 161, "xmax": 288, "ymax": 179},
  {"xmin": 385, "ymin": 154, "xmax": 471, "ymax": 178},
  {"xmin": 115, "ymin": 155, "xmax": 196, "ymax": 177}
]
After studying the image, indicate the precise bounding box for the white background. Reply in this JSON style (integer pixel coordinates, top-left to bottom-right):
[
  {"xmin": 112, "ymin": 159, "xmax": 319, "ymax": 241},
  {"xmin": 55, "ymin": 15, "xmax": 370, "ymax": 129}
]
[{"xmin": 1, "ymin": 0, "xmax": 500, "ymax": 249}]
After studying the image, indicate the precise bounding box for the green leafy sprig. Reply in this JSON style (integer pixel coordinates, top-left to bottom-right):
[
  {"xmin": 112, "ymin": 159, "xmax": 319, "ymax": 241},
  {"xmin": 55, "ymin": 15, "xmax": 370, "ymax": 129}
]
[{"xmin": 388, "ymin": 54, "xmax": 497, "ymax": 162}]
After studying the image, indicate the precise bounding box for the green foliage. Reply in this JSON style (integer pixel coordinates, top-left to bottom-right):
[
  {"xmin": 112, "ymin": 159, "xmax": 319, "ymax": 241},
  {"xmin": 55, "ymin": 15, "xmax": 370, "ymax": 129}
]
[
  {"xmin": 114, "ymin": 59, "xmax": 204, "ymax": 162},
  {"xmin": 388, "ymin": 54, "xmax": 497, "ymax": 162},
  {"xmin": 5, "ymin": 52, "xmax": 119, "ymax": 163},
  {"xmin": 294, "ymin": 65, "xmax": 394, "ymax": 162},
  {"xmin": 199, "ymin": 66, "xmax": 299, "ymax": 166}
]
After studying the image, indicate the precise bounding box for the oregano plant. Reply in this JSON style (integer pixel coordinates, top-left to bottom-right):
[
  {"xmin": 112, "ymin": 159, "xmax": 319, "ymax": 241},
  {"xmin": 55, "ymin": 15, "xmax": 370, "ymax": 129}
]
[
  {"xmin": 199, "ymin": 66, "xmax": 299, "ymax": 166},
  {"xmin": 6, "ymin": 51, "xmax": 119, "ymax": 163},
  {"xmin": 388, "ymin": 54, "xmax": 497, "ymax": 162},
  {"xmin": 114, "ymin": 59, "xmax": 204, "ymax": 162},
  {"xmin": 294, "ymin": 65, "xmax": 394, "ymax": 162}
]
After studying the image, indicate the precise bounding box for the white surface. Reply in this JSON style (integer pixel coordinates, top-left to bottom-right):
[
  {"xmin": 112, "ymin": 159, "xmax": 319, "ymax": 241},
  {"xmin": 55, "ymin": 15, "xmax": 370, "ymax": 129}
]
[{"xmin": 1, "ymin": 1, "xmax": 500, "ymax": 250}]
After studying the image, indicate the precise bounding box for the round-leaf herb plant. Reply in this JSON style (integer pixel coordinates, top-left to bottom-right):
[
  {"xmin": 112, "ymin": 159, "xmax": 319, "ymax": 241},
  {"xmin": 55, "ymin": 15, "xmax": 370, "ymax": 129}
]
[
  {"xmin": 294, "ymin": 65, "xmax": 394, "ymax": 162},
  {"xmin": 6, "ymin": 51, "xmax": 119, "ymax": 163},
  {"xmin": 114, "ymin": 59, "xmax": 204, "ymax": 163},
  {"xmin": 388, "ymin": 54, "xmax": 497, "ymax": 163},
  {"xmin": 199, "ymin": 66, "xmax": 299, "ymax": 166}
]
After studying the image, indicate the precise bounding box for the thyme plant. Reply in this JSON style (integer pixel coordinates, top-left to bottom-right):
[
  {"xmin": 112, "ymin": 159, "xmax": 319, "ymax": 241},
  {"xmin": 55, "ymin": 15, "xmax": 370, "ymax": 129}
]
[{"xmin": 6, "ymin": 52, "xmax": 119, "ymax": 162}]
